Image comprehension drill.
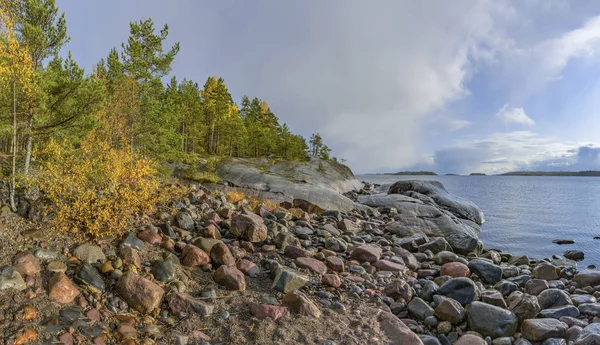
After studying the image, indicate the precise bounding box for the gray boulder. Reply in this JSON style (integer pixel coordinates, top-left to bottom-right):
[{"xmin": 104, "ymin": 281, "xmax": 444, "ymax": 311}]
[
  {"xmin": 359, "ymin": 194, "xmax": 481, "ymax": 254},
  {"xmin": 466, "ymin": 301, "xmax": 518, "ymax": 338},
  {"xmin": 387, "ymin": 180, "xmax": 485, "ymax": 224},
  {"xmin": 215, "ymin": 157, "xmax": 362, "ymax": 212}
]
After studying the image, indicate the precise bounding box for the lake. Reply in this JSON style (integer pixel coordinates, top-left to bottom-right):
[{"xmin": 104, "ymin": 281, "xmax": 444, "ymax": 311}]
[{"xmin": 357, "ymin": 174, "xmax": 600, "ymax": 268}]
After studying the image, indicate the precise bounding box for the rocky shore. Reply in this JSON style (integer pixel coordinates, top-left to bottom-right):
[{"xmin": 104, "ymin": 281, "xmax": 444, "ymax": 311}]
[{"xmin": 0, "ymin": 177, "xmax": 599, "ymax": 345}]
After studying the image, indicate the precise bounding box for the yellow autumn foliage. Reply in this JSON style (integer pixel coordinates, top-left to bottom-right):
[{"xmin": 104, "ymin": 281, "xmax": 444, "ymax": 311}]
[
  {"xmin": 31, "ymin": 135, "xmax": 162, "ymax": 239},
  {"xmin": 0, "ymin": 1, "xmax": 35, "ymax": 96}
]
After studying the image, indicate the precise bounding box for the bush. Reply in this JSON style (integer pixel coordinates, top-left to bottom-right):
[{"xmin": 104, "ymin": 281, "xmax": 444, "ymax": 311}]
[{"xmin": 30, "ymin": 137, "xmax": 162, "ymax": 239}]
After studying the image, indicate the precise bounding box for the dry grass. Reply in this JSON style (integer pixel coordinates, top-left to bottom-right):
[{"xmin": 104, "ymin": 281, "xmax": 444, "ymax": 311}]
[{"xmin": 226, "ymin": 191, "xmax": 246, "ymax": 203}]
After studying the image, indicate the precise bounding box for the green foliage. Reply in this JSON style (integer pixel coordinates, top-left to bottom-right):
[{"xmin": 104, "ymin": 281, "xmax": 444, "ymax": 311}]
[{"xmin": 0, "ymin": 1, "xmax": 332, "ymax": 183}]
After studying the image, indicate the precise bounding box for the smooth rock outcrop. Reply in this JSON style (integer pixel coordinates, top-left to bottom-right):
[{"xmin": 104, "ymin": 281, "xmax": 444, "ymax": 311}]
[{"xmin": 215, "ymin": 157, "xmax": 362, "ymax": 212}]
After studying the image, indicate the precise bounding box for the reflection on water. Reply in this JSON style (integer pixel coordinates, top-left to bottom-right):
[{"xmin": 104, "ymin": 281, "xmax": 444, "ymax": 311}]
[{"xmin": 357, "ymin": 174, "xmax": 600, "ymax": 268}]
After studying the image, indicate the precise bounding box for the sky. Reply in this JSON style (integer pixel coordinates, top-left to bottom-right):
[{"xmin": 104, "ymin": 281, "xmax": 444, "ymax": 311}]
[{"xmin": 56, "ymin": 0, "xmax": 600, "ymax": 174}]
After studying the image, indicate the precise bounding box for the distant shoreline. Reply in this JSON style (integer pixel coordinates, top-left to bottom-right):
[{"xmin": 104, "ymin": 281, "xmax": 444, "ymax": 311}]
[{"xmin": 360, "ymin": 170, "xmax": 600, "ymax": 177}]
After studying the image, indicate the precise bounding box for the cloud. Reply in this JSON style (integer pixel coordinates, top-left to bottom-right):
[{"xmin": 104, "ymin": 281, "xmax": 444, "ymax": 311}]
[
  {"xmin": 447, "ymin": 119, "xmax": 472, "ymax": 132},
  {"xmin": 495, "ymin": 105, "xmax": 535, "ymax": 125},
  {"xmin": 55, "ymin": 1, "xmax": 600, "ymax": 174},
  {"xmin": 429, "ymin": 131, "xmax": 581, "ymax": 174}
]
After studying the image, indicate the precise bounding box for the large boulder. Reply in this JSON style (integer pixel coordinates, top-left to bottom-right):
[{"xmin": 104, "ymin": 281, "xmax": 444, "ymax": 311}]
[
  {"xmin": 215, "ymin": 157, "xmax": 363, "ymax": 212},
  {"xmin": 387, "ymin": 180, "xmax": 485, "ymax": 224},
  {"xmin": 359, "ymin": 194, "xmax": 481, "ymax": 254}
]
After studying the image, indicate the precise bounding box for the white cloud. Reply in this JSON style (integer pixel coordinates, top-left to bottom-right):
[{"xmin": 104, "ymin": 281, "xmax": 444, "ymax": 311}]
[
  {"xmin": 432, "ymin": 131, "xmax": 589, "ymax": 174},
  {"xmin": 495, "ymin": 105, "xmax": 535, "ymax": 125},
  {"xmin": 447, "ymin": 119, "xmax": 473, "ymax": 132}
]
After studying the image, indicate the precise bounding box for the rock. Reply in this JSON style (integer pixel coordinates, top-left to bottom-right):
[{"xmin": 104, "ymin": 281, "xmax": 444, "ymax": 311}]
[
  {"xmin": 366, "ymin": 193, "xmax": 481, "ymax": 255},
  {"xmin": 176, "ymin": 213, "xmax": 194, "ymax": 230},
  {"xmin": 272, "ymin": 267, "xmax": 309, "ymax": 293},
  {"xmin": 454, "ymin": 334, "xmax": 487, "ymax": 345},
  {"xmin": 434, "ymin": 297, "xmax": 465, "ymax": 324},
  {"xmin": 119, "ymin": 247, "xmax": 141, "ymax": 268},
  {"xmin": 525, "ymin": 279, "xmax": 549, "ymax": 295},
  {"xmin": 13, "ymin": 252, "xmax": 41, "ymax": 276},
  {"xmin": 121, "ymin": 232, "xmax": 146, "ymax": 250},
  {"xmin": 47, "ymin": 260, "xmax": 67, "ymax": 273},
  {"xmin": 466, "ymin": 301, "xmax": 518, "ymax": 338},
  {"xmin": 249, "ymin": 303, "xmax": 289, "ymax": 321},
  {"xmin": 384, "ymin": 279, "xmax": 413, "ymax": 302},
  {"xmin": 521, "ymin": 319, "xmax": 568, "ymax": 342},
  {"xmin": 570, "ymin": 294, "xmax": 596, "ymax": 306},
  {"xmin": 574, "ymin": 270, "xmax": 600, "ymax": 287},
  {"xmin": 48, "ymin": 272, "xmax": 80, "ymax": 303},
  {"xmin": 216, "ymin": 157, "xmax": 362, "ymax": 213},
  {"xmin": 482, "ymin": 289, "xmax": 508, "ymax": 308},
  {"xmin": 407, "ymin": 297, "xmax": 435, "ymax": 320},
  {"xmin": 325, "ymin": 256, "xmax": 345, "ymax": 272},
  {"xmin": 210, "ymin": 242, "xmax": 235, "ymax": 267},
  {"xmin": 33, "ymin": 249, "xmax": 58, "ymax": 261},
  {"xmin": 440, "ymin": 262, "xmax": 470, "ymax": 278},
  {"xmin": 564, "ymin": 250, "xmax": 584, "ymax": 261},
  {"xmin": 325, "ymin": 237, "xmax": 347, "ymax": 252},
  {"xmin": 552, "ymin": 239, "xmax": 574, "ymax": 245},
  {"xmin": 538, "ymin": 289, "xmax": 573, "ymax": 309},
  {"xmin": 322, "ymin": 274, "xmax": 341, "ymax": 288},
  {"xmin": 168, "ymin": 292, "xmax": 214, "ymax": 317},
  {"xmin": 192, "ymin": 237, "xmax": 222, "ymax": 254},
  {"xmin": 419, "ymin": 237, "xmax": 452, "ymax": 253},
  {"xmin": 115, "ymin": 271, "xmax": 164, "ymax": 314},
  {"xmin": 468, "ymin": 259, "xmax": 503, "ymax": 285},
  {"xmin": 284, "ymin": 245, "xmax": 309, "ymax": 259},
  {"xmin": 533, "ymin": 261, "xmax": 559, "ymax": 281},
  {"xmin": 236, "ymin": 259, "xmax": 260, "ymax": 277},
  {"xmin": 438, "ymin": 277, "xmax": 480, "ymax": 305},
  {"xmin": 507, "ymin": 291, "xmax": 541, "ymax": 322},
  {"xmin": 574, "ymin": 323, "xmax": 600, "ymax": 345},
  {"xmin": 152, "ymin": 260, "xmax": 176, "ymax": 282},
  {"xmin": 137, "ymin": 229, "xmax": 162, "ymax": 245},
  {"xmin": 387, "ymin": 180, "xmax": 484, "ymax": 224},
  {"xmin": 213, "ymin": 265, "xmax": 246, "ymax": 291},
  {"xmin": 296, "ymin": 257, "xmax": 327, "ymax": 275},
  {"xmin": 282, "ymin": 290, "xmax": 321, "ymax": 318},
  {"xmin": 0, "ymin": 267, "xmax": 25, "ymax": 291},
  {"xmin": 538, "ymin": 305, "xmax": 580, "ymax": 319},
  {"xmin": 349, "ymin": 244, "xmax": 382, "ymax": 263},
  {"xmin": 578, "ymin": 303, "xmax": 600, "ymax": 317},
  {"xmin": 377, "ymin": 311, "xmax": 424, "ymax": 345},
  {"xmin": 182, "ymin": 244, "xmax": 210, "ymax": 267},
  {"xmin": 73, "ymin": 244, "xmax": 106, "ymax": 264},
  {"xmin": 374, "ymin": 260, "xmax": 406, "ymax": 272},
  {"xmin": 338, "ymin": 219, "xmax": 360, "ymax": 233},
  {"xmin": 75, "ymin": 263, "xmax": 106, "ymax": 292},
  {"xmin": 231, "ymin": 213, "xmax": 268, "ymax": 243},
  {"xmin": 509, "ymin": 255, "xmax": 530, "ymax": 266}
]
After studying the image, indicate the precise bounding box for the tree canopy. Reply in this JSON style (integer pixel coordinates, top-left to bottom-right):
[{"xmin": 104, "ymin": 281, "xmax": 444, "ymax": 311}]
[{"xmin": 0, "ymin": 0, "xmax": 342, "ymax": 174}]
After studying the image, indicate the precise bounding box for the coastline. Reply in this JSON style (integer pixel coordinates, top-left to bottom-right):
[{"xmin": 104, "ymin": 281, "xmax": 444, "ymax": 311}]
[{"xmin": 0, "ymin": 175, "xmax": 597, "ymax": 344}]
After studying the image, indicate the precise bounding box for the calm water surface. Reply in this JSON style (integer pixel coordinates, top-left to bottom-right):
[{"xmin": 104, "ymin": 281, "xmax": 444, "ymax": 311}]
[{"xmin": 357, "ymin": 174, "xmax": 600, "ymax": 268}]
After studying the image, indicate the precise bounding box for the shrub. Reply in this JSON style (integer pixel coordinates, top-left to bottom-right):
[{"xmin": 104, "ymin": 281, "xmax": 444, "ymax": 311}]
[
  {"xmin": 30, "ymin": 137, "xmax": 162, "ymax": 239},
  {"xmin": 226, "ymin": 191, "xmax": 246, "ymax": 203}
]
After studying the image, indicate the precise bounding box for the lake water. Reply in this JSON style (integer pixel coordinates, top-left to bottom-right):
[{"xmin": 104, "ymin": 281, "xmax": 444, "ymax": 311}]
[{"xmin": 357, "ymin": 174, "xmax": 600, "ymax": 268}]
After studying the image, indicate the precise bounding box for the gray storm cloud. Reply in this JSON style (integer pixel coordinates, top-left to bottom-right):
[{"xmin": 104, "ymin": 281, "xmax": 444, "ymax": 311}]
[{"xmin": 57, "ymin": 0, "xmax": 600, "ymax": 174}]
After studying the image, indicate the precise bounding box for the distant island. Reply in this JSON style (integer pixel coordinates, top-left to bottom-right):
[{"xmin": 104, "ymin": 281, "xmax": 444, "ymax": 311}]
[
  {"xmin": 500, "ymin": 171, "xmax": 600, "ymax": 176},
  {"xmin": 470, "ymin": 173, "xmax": 487, "ymax": 176},
  {"xmin": 383, "ymin": 171, "xmax": 438, "ymax": 176}
]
